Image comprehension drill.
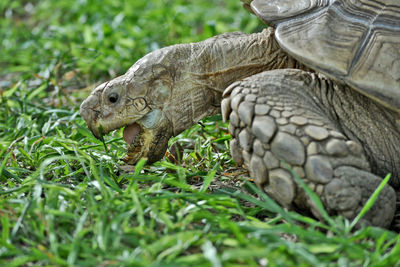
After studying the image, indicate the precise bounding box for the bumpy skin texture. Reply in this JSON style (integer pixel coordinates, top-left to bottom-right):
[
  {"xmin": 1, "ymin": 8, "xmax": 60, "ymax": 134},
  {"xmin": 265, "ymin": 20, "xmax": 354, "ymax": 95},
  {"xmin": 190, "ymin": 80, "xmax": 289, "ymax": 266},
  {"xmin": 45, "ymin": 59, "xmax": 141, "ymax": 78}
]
[{"xmin": 222, "ymin": 69, "xmax": 399, "ymax": 228}]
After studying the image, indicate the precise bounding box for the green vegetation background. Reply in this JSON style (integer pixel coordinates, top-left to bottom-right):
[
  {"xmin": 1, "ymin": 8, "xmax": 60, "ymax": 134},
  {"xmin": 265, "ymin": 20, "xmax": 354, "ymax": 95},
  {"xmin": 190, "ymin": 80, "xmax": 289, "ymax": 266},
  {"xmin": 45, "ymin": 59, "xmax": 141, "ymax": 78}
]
[{"xmin": 0, "ymin": 0, "xmax": 399, "ymax": 266}]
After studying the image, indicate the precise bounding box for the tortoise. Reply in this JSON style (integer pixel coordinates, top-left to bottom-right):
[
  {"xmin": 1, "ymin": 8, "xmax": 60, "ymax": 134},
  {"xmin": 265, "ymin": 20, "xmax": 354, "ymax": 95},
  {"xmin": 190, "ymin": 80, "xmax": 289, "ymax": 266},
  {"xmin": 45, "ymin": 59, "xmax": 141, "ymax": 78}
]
[{"xmin": 80, "ymin": 0, "xmax": 400, "ymax": 228}]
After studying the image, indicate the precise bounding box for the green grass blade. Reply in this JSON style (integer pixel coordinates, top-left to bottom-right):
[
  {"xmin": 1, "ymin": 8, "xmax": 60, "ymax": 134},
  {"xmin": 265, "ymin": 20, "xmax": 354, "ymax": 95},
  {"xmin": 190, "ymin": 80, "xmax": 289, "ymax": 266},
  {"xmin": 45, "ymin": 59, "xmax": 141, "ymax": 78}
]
[
  {"xmin": 285, "ymin": 163, "xmax": 336, "ymax": 228},
  {"xmin": 349, "ymin": 173, "xmax": 392, "ymax": 230},
  {"xmin": 200, "ymin": 168, "xmax": 217, "ymax": 192}
]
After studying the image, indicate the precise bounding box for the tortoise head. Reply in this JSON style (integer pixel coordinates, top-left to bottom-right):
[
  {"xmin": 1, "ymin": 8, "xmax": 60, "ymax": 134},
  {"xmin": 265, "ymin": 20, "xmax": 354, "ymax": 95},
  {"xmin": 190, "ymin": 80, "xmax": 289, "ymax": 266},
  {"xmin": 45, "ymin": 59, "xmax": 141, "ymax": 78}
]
[
  {"xmin": 80, "ymin": 30, "xmax": 278, "ymax": 165},
  {"xmin": 80, "ymin": 48, "xmax": 177, "ymax": 164}
]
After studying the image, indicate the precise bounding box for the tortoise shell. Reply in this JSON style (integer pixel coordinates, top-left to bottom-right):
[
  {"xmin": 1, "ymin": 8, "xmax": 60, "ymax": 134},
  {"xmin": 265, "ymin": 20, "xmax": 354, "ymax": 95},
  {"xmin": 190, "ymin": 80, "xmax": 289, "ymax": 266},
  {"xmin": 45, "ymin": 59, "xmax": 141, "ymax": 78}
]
[{"xmin": 250, "ymin": 0, "xmax": 400, "ymax": 111}]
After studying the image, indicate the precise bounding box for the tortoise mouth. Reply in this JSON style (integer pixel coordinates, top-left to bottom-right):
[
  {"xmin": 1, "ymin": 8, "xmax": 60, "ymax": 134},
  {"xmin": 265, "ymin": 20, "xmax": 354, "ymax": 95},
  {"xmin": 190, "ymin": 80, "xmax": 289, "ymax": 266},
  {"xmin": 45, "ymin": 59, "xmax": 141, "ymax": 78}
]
[
  {"xmin": 123, "ymin": 123, "xmax": 142, "ymax": 145},
  {"xmin": 121, "ymin": 122, "xmax": 150, "ymax": 164},
  {"xmin": 93, "ymin": 110, "xmax": 173, "ymax": 165},
  {"xmin": 122, "ymin": 122, "xmax": 172, "ymax": 165},
  {"xmin": 93, "ymin": 121, "xmax": 148, "ymax": 164}
]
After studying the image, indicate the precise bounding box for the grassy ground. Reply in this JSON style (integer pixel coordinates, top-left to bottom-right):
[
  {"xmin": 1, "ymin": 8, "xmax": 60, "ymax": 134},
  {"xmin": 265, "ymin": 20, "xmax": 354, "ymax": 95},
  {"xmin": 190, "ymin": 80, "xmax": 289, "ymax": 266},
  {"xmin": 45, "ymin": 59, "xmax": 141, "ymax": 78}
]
[{"xmin": 1, "ymin": 0, "xmax": 399, "ymax": 266}]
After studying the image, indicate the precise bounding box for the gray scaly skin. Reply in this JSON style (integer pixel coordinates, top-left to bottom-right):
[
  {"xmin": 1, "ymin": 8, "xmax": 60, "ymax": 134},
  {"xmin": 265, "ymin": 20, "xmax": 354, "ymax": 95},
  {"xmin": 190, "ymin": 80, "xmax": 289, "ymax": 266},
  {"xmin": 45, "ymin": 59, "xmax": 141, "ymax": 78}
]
[
  {"xmin": 80, "ymin": 28, "xmax": 399, "ymax": 228},
  {"xmin": 222, "ymin": 69, "xmax": 399, "ymax": 228}
]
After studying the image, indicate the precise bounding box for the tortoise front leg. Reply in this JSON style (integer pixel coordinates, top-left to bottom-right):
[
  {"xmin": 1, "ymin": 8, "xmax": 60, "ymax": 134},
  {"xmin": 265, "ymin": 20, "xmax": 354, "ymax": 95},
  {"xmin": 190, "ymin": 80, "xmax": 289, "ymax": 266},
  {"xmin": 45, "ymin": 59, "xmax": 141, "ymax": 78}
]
[{"xmin": 222, "ymin": 69, "xmax": 396, "ymax": 228}]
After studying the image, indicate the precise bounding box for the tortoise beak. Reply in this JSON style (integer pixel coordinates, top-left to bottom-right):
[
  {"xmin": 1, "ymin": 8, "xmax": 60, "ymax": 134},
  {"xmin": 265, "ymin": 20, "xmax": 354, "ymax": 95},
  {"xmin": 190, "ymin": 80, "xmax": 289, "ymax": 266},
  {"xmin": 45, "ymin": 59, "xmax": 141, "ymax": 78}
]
[{"xmin": 80, "ymin": 92, "xmax": 102, "ymax": 138}]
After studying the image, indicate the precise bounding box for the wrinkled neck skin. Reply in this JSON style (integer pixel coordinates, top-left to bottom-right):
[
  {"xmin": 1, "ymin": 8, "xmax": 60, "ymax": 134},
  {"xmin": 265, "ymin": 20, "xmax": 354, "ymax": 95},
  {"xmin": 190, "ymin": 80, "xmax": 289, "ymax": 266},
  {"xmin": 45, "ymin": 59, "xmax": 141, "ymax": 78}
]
[
  {"xmin": 80, "ymin": 28, "xmax": 300, "ymax": 164},
  {"xmin": 135, "ymin": 27, "xmax": 297, "ymax": 136}
]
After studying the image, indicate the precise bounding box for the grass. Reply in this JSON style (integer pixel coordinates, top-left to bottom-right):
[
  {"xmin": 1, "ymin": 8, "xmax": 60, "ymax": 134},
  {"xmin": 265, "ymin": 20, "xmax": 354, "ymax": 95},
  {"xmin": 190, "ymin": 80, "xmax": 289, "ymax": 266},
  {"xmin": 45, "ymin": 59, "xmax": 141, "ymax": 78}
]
[{"xmin": 1, "ymin": 0, "xmax": 399, "ymax": 266}]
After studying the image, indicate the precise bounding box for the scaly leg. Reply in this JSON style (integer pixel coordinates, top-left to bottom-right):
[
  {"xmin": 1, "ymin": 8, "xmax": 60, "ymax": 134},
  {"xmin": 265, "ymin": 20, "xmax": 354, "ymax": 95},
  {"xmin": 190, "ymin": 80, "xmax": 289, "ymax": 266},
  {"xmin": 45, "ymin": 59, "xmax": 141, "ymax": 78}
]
[{"xmin": 222, "ymin": 69, "xmax": 396, "ymax": 228}]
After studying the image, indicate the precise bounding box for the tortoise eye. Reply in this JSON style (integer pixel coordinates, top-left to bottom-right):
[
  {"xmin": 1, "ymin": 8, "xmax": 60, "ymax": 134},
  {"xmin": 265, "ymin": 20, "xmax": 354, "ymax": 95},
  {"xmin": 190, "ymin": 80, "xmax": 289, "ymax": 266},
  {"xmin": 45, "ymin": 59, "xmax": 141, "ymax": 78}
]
[{"xmin": 108, "ymin": 93, "xmax": 119, "ymax": 103}]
